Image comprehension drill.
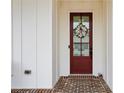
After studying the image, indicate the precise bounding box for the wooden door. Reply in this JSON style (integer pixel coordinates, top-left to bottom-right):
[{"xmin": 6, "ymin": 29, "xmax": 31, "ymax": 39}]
[{"xmin": 70, "ymin": 13, "xmax": 93, "ymax": 74}]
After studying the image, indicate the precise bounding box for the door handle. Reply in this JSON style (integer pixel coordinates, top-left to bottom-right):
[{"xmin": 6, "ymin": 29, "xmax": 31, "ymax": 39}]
[{"xmin": 68, "ymin": 45, "xmax": 70, "ymax": 49}]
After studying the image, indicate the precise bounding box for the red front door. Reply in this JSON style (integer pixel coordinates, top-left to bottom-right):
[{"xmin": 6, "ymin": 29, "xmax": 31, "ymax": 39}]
[{"xmin": 70, "ymin": 13, "xmax": 93, "ymax": 74}]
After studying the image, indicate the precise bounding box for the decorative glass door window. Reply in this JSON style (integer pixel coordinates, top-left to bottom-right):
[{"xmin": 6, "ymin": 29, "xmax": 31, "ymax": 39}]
[{"xmin": 73, "ymin": 16, "xmax": 90, "ymax": 56}]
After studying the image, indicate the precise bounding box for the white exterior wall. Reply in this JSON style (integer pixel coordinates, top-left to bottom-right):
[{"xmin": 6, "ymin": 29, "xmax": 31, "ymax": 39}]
[
  {"xmin": 103, "ymin": 0, "xmax": 112, "ymax": 90},
  {"xmin": 52, "ymin": 0, "xmax": 59, "ymax": 86},
  {"xmin": 37, "ymin": 0, "xmax": 53, "ymax": 88},
  {"xmin": 12, "ymin": 0, "xmax": 58, "ymax": 88},
  {"xmin": 21, "ymin": 0, "xmax": 37, "ymax": 88},
  {"xmin": 106, "ymin": 0, "xmax": 113, "ymax": 90},
  {"xmin": 12, "ymin": 0, "xmax": 22, "ymax": 88}
]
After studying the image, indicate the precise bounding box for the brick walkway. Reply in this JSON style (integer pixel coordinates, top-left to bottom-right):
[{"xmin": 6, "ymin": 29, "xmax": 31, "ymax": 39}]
[{"xmin": 11, "ymin": 75, "xmax": 112, "ymax": 93}]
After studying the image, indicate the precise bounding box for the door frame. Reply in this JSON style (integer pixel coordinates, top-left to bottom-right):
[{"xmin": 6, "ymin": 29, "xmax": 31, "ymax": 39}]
[{"xmin": 69, "ymin": 12, "xmax": 93, "ymax": 74}]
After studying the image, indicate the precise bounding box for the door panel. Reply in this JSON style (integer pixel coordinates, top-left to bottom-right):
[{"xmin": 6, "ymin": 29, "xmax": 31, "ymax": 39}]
[{"xmin": 70, "ymin": 13, "xmax": 93, "ymax": 74}]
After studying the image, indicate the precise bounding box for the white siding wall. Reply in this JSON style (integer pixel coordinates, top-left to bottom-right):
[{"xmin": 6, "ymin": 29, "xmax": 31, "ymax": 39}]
[
  {"xmin": 52, "ymin": 0, "xmax": 59, "ymax": 86},
  {"xmin": 12, "ymin": 0, "xmax": 58, "ymax": 88},
  {"xmin": 106, "ymin": 0, "xmax": 113, "ymax": 90},
  {"xmin": 103, "ymin": 0, "xmax": 113, "ymax": 90}
]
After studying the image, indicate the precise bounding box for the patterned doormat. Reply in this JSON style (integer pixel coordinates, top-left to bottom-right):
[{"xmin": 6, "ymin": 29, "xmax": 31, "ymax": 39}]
[{"xmin": 11, "ymin": 75, "xmax": 112, "ymax": 93}]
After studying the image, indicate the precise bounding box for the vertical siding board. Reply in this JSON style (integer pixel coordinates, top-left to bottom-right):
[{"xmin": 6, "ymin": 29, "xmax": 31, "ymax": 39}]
[
  {"xmin": 37, "ymin": 0, "xmax": 53, "ymax": 88},
  {"xmin": 12, "ymin": 0, "xmax": 22, "ymax": 88},
  {"xmin": 21, "ymin": 0, "xmax": 36, "ymax": 88}
]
